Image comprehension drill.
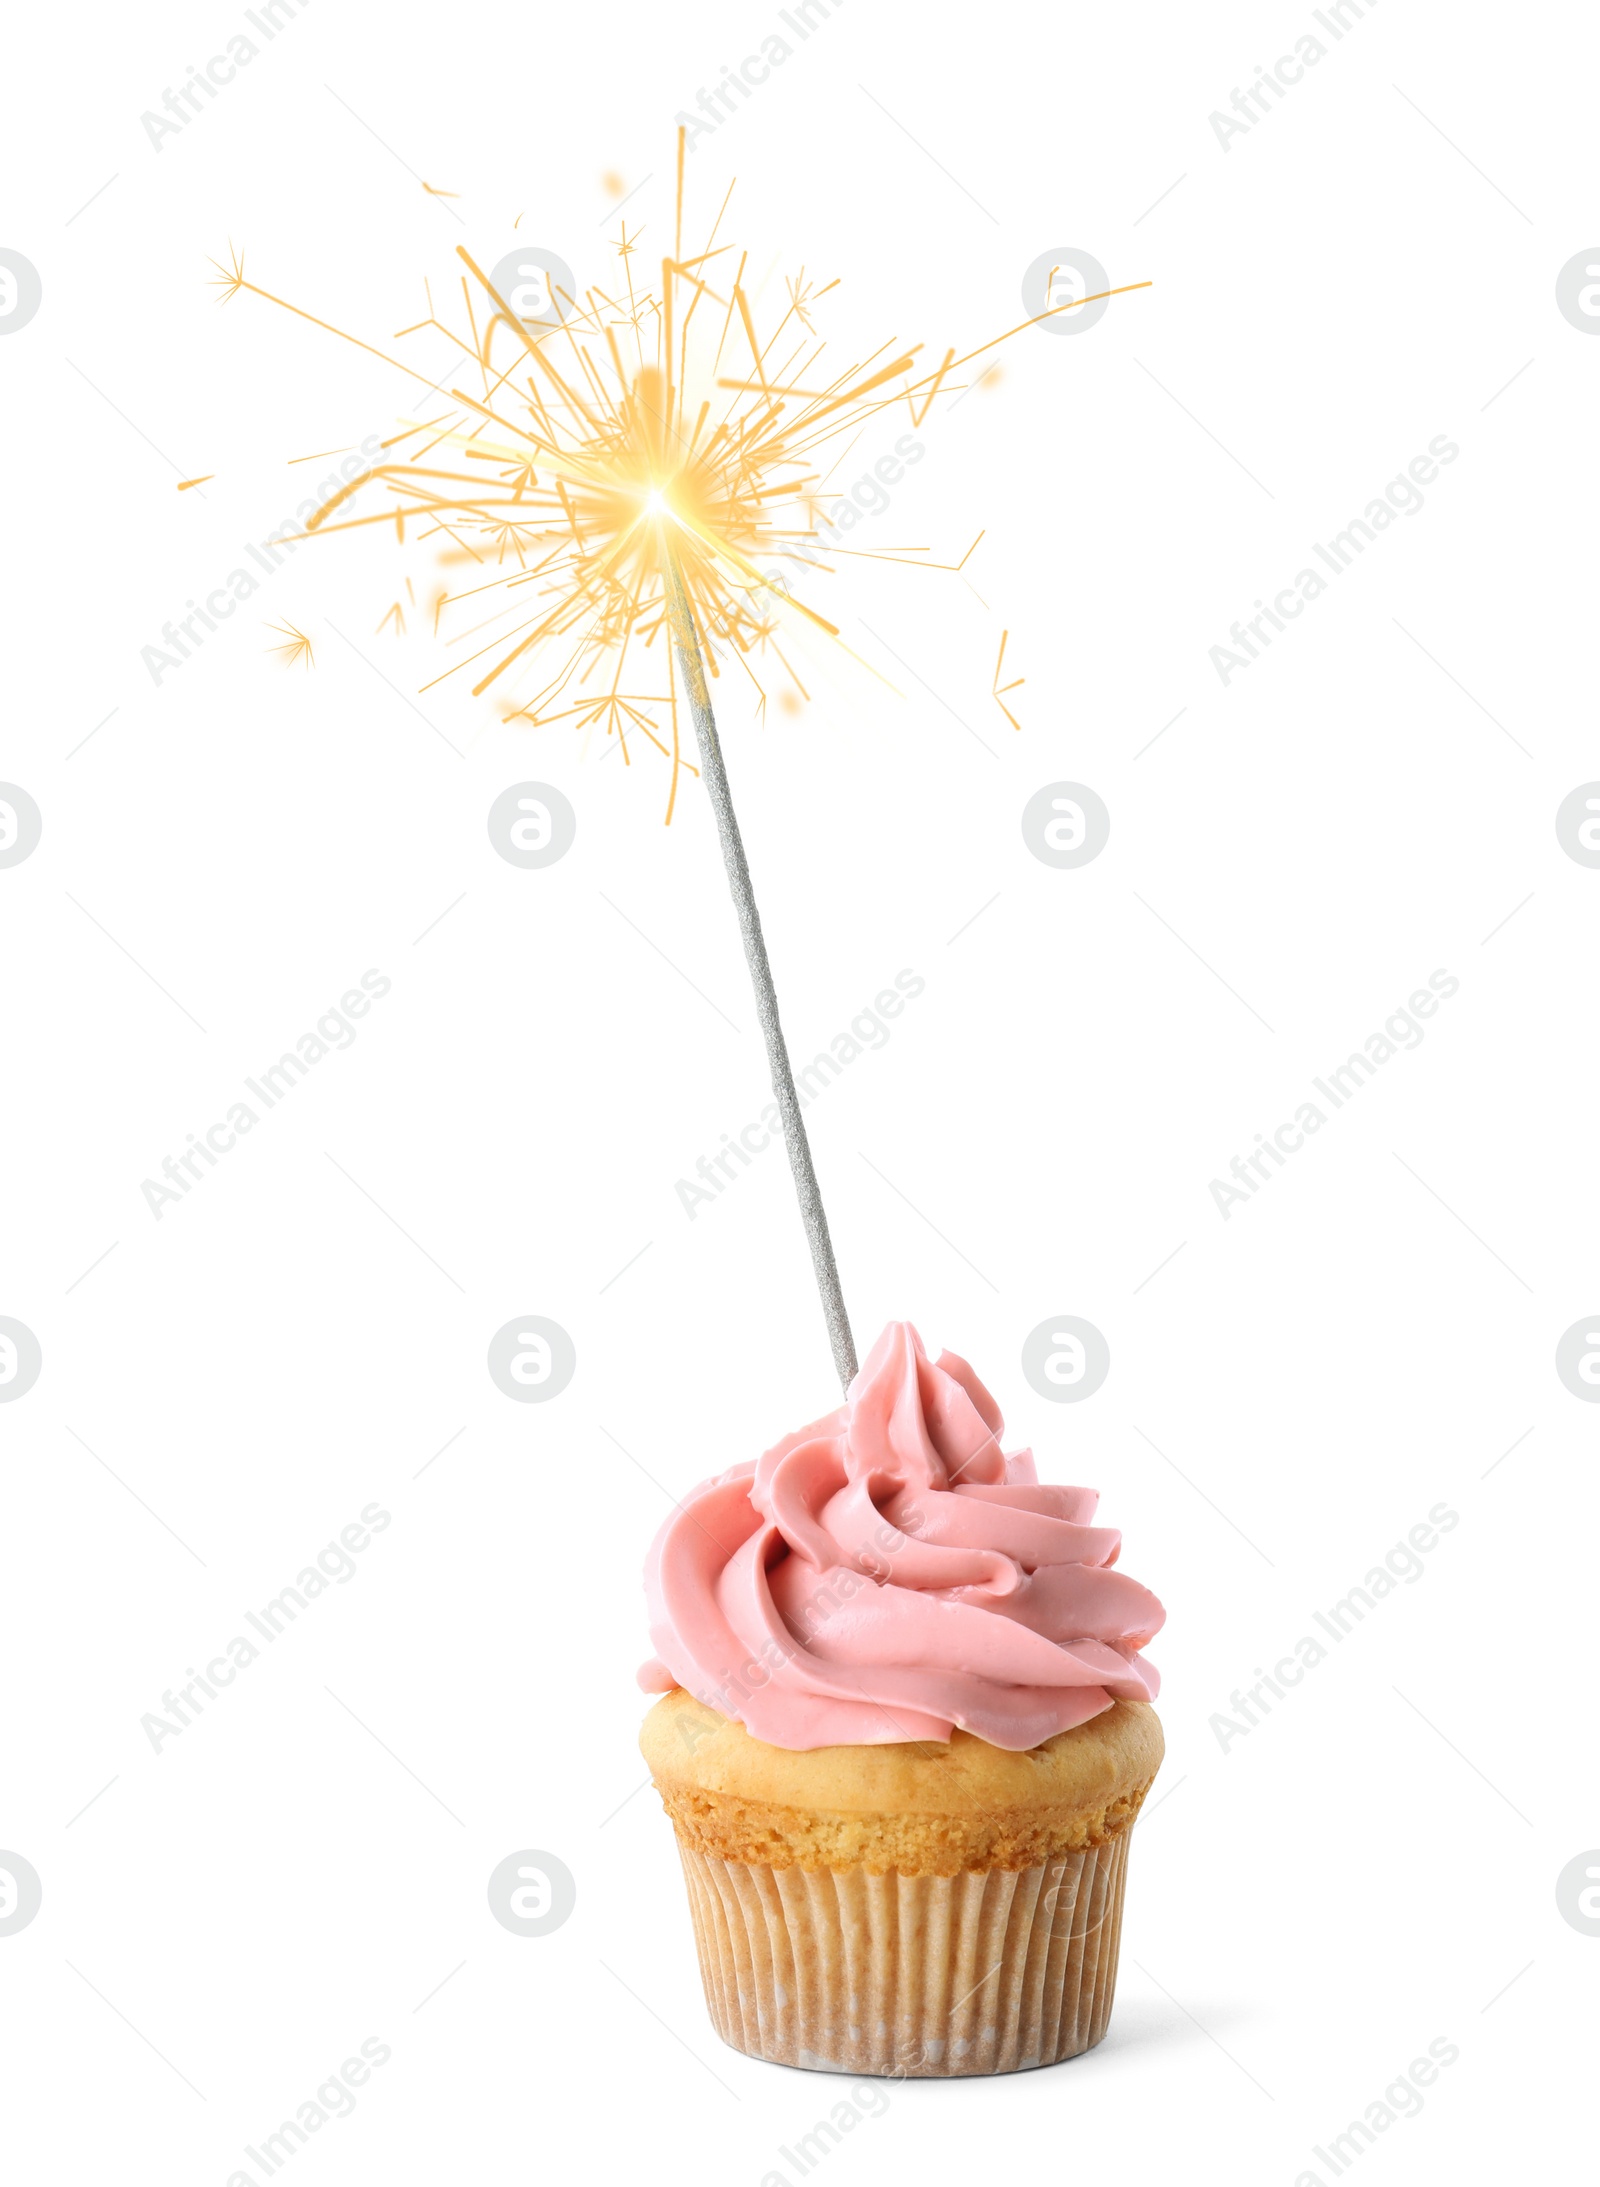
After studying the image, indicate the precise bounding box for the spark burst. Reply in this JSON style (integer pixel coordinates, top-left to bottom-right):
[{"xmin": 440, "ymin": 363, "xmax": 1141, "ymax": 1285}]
[
  {"xmin": 212, "ymin": 132, "xmax": 1147, "ymax": 822},
  {"xmin": 265, "ymin": 619, "xmax": 315, "ymax": 670}
]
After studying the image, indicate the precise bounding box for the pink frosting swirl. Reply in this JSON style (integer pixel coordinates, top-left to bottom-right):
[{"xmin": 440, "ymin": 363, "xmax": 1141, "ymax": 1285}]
[{"xmin": 639, "ymin": 1321, "xmax": 1163, "ymax": 1751}]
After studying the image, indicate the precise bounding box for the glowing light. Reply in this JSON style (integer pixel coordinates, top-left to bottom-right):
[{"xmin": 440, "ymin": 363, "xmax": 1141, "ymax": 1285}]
[{"xmin": 213, "ymin": 132, "xmax": 1148, "ymax": 818}]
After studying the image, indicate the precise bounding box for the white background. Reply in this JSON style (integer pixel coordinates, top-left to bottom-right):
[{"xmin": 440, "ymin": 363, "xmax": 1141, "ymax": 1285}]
[{"xmin": 1, "ymin": 1, "xmax": 1595, "ymax": 2180}]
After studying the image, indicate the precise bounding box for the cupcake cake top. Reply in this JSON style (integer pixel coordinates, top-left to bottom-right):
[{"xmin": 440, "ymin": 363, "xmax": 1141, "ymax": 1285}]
[{"xmin": 639, "ymin": 1321, "xmax": 1163, "ymax": 1752}]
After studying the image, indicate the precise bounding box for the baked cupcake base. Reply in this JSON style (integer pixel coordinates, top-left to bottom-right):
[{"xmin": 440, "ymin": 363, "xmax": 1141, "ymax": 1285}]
[{"xmin": 642, "ymin": 1690, "xmax": 1161, "ymax": 2077}]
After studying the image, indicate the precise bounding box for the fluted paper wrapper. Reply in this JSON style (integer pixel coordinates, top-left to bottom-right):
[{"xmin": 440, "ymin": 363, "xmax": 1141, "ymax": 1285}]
[{"xmin": 676, "ymin": 1827, "xmax": 1133, "ymax": 2076}]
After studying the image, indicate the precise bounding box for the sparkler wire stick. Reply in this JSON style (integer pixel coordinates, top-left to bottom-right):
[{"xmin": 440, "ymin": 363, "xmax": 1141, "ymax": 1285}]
[{"xmin": 661, "ymin": 539, "xmax": 858, "ymax": 1393}]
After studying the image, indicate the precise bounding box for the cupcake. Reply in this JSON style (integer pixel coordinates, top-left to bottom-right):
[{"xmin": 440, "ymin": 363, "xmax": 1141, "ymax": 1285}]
[{"xmin": 638, "ymin": 1321, "xmax": 1164, "ymax": 2076}]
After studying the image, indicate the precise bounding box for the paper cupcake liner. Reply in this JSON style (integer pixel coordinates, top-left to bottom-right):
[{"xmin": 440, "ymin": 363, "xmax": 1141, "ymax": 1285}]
[{"xmin": 676, "ymin": 1826, "xmax": 1133, "ymax": 2077}]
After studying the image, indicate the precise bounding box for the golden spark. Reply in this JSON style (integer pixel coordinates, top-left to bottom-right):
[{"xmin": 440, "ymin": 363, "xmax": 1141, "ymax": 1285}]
[
  {"xmin": 377, "ymin": 579, "xmax": 418, "ymax": 638},
  {"xmin": 215, "ymin": 137, "xmax": 1148, "ymax": 818},
  {"xmin": 265, "ymin": 620, "xmax": 315, "ymax": 670},
  {"xmin": 992, "ymin": 629, "xmax": 1024, "ymax": 733}
]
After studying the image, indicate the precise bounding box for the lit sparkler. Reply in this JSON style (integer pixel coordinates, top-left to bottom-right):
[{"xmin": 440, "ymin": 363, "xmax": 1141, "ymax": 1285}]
[{"xmin": 215, "ymin": 134, "xmax": 1147, "ymax": 1385}]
